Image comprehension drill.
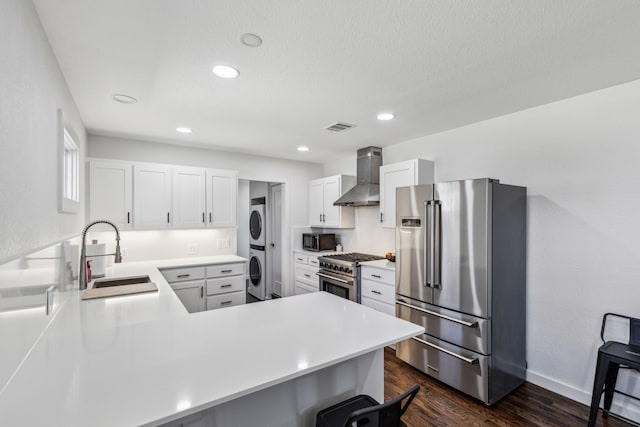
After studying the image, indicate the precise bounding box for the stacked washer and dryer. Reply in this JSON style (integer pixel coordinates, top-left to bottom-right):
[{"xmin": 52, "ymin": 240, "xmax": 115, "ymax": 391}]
[{"xmin": 248, "ymin": 197, "xmax": 267, "ymax": 300}]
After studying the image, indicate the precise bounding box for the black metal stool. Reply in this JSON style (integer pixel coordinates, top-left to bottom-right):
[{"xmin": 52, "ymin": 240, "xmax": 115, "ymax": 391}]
[
  {"xmin": 588, "ymin": 313, "xmax": 640, "ymax": 427},
  {"xmin": 315, "ymin": 384, "xmax": 420, "ymax": 427}
]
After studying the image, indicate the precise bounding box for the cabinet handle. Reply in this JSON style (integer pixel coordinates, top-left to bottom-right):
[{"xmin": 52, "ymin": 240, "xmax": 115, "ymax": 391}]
[
  {"xmin": 167, "ymin": 212, "xmax": 170, "ymax": 223},
  {"xmin": 221, "ymin": 301, "xmax": 232, "ymax": 305},
  {"xmin": 202, "ymin": 212, "xmax": 205, "ymax": 223},
  {"xmin": 310, "ymin": 260, "xmax": 318, "ymax": 265},
  {"xmin": 380, "ymin": 212, "xmax": 383, "ymax": 223},
  {"xmin": 209, "ymin": 212, "xmax": 212, "ymax": 223},
  {"xmin": 371, "ymin": 290, "xmax": 382, "ymax": 295},
  {"xmin": 201, "ymin": 287, "xmax": 204, "ymax": 298},
  {"xmin": 323, "ymin": 214, "xmax": 326, "ymax": 222},
  {"xmin": 371, "ymin": 274, "xmax": 381, "ymax": 279},
  {"xmin": 221, "ymin": 269, "xmax": 233, "ymax": 273},
  {"xmin": 221, "ymin": 284, "xmax": 232, "ymax": 288},
  {"xmin": 296, "ymin": 258, "xmax": 303, "ymax": 261},
  {"xmin": 177, "ymin": 274, "xmax": 191, "ymax": 278},
  {"xmin": 304, "ymin": 274, "xmax": 311, "ymax": 278},
  {"xmin": 319, "ymin": 213, "xmax": 322, "ymax": 222},
  {"xmin": 127, "ymin": 212, "xmax": 130, "ymax": 224}
]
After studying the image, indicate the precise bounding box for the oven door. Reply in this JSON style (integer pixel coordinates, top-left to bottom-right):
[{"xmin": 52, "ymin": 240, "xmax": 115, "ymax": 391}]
[{"xmin": 317, "ymin": 271, "xmax": 356, "ymax": 302}]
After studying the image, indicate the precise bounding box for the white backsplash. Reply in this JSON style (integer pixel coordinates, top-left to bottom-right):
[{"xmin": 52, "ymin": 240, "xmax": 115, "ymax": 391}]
[
  {"xmin": 88, "ymin": 228, "xmax": 237, "ymax": 263},
  {"xmin": 313, "ymin": 207, "xmax": 395, "ymax": 256}
]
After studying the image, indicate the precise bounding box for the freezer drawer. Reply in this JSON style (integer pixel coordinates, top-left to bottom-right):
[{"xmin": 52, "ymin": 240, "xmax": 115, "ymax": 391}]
[
  {"xmin": 396, "ymin": 297, "xmax": 490, "ymax": 354},
  {"xmin": 396, "ymin": 334, "xmax": 489, "ymax": 403}
]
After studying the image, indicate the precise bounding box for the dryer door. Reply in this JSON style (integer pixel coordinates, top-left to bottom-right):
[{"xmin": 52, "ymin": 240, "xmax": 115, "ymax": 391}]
[
  {"xmin": 249, "ymin": 255, "xmax": 262, "ymax": 286},
  {"xmin": 250, "ymin": 210, "xmax": 262, "ymax": 240}
]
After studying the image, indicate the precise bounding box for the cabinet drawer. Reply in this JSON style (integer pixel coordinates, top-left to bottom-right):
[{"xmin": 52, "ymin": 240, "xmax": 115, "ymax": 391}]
[
  {"xmin": 294, "ymin": 253, "xmax": 309, "ymax": 265},
  {"xmin": 361, "ymin": 278, "xmax": 395, "ymax": 305},
  {"xmin": 362, "ymin": 296, "xmax": 395, "ymax": 317},
  {"xmin": 361, "ymin": 267, "xmax": 395, "ymax": 284},
  {"xmin": 308, "ymin": 256, "xmax": 320, "ymax": 268},
  {"xmin": 396, "ymin": 334, "xmax": 489, "ymax": 403},
  {"xmin": 206, "ymin": 276, "xmax": 244, "ymax": 296},
  {"xmin": 206, "ymin": 291, "xmax": 245, "ymax": 310},
  {"xmin": 206, "ymin": 263, "xmax": 244, "ymax": 278},
  {"xmin": 161, "ymin": 267, "xmax": 205, "ymax": 283},
  {"xmin": 295, "ymin": 266, "xmax": 318, "ymax": 286},
  {"xmin": 396, "ymin": 297, "xmax": 489, "ymax": 354}
]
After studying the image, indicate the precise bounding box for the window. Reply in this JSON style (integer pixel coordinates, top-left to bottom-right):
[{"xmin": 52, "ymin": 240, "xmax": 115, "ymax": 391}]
[{"xmin": 58, "ymin": 109, "xmax": 80, "ymax": 213}]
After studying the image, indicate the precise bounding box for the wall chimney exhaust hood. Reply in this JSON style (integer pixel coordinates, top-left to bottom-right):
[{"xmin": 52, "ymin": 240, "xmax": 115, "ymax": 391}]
[{"xmin": 333, "ymin": 146, "xmax": 382, "ymax": 207}]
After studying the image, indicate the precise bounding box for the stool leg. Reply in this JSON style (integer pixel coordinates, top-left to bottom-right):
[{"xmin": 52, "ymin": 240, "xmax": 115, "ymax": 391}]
[
  {"xmin": 602, "ymin": 362, "xmax": 620, "ymax": 417},
  {"xmin": 588, "ymin": 353, "xmax": 610, "ymax": 427}
]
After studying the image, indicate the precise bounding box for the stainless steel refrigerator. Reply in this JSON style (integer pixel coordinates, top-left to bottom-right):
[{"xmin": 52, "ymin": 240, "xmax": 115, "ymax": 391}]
[{"xmin": 395, "ymin": 178, "xmax": 526, "ymax": 405}]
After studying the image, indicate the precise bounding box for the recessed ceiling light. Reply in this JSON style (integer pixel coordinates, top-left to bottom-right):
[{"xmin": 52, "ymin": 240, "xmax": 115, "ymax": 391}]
[
  {"xmin": 241, "ymin": 33, "xmax": 262, "ymax": 47},
  {"xmin": 176, "ymin": 127, "xmax": 192, "ymax": 134},
  {"xmin": 212, "ymin": 65, "xmax": 240, "ymax": 79},
  {"xmin": 297, "ymin": 146, "xmax": 309, "ymax": 152},
  {"xmin": 377, "ymin": 112, "xmax": 395, "ymax": 121},
  {"xmin": 112, "ymin": 94, "xmax": 137, "ymax": 104}
]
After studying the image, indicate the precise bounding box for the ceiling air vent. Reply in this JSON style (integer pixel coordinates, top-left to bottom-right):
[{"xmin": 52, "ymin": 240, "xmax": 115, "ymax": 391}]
[{"xmin": 324, "ymin": 121, "xmax": 356, "ymax": 132}]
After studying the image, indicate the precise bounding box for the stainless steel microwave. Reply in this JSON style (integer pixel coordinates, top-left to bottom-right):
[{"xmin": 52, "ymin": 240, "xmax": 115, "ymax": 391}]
[{"xmin": 302, "ymin": 233, "xmax": 336, "ymax": 252}]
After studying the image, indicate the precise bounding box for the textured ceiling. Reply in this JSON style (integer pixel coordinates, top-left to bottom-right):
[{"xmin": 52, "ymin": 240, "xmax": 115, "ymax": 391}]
[{"xmin": 33, "ymin": 0, "xmax": 640, "ymax": 163}]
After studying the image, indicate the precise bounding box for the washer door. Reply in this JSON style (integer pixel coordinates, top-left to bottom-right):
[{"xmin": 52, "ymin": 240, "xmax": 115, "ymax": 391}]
[
  {"xmin": 250, "ymin": 210, "xmax": 262, "ymax": 241},
  {"xmin": 249, "ymin": 255, "xmax": 262, "ymax": 286}
]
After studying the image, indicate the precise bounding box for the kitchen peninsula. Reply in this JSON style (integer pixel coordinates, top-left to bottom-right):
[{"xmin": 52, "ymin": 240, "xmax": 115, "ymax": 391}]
[{"xmin": 0, "ymin": 256, "xmax": 423, "ymax": 427}]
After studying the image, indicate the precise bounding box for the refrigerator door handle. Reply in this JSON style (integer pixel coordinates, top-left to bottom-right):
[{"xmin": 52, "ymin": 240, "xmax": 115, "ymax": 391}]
[
  {"xmin": 396, "ymin": 299, "xmax": 478, "ymax": 328},
  {"xmin": 425, "ymin": 200, "xmax": 433, "ymax": 287},
  {"xmin": 411, "ymin": 336, "xmax": 479, "ymax": 365},
  {"xmin": 433, "ymin": 200, "xmax": 442, "ymax": 288}
]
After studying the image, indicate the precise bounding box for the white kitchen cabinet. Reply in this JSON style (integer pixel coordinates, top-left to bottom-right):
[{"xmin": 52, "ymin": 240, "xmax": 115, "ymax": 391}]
[
  {"xmin": 89, "ymin": 160, "xmax": 133, "ymax": 228},
  {"xmin": 379, "ymin": 159, "xmax": 434, "ymax": 228},
  {"xmin": 360, "ymin": 263, "xmax": 396, "ymax": 316},
  {"xmin": 206, "ymin": 169, "xmax": 238, "ymax": 228},
  {"xmin": 134, "ymin": 163, "xmax": 173, "ymax": 229},
  {"xmin": 173, "ymin": 167, "xmax": 206, "ymax": 228},
  {"xmin": 171, "ymin": 280, "xmax": 206, "ymax": 313},
  {"xmin": 205, "ymin": 262, "xmax": 246, "ymax": 310},
  {"xmin": 294, "ymin": 251, "xmax": 321, "ymax": 295},
  {"xmin": 308, "ymin": 175, "xmax": 356, "ymax": 228}
]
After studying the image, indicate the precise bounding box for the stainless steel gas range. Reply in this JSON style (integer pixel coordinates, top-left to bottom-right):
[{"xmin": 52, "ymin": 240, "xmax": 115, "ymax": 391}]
[{"xmin": 317, "ymin": 253, "xmax": 385, "ymax": 302}]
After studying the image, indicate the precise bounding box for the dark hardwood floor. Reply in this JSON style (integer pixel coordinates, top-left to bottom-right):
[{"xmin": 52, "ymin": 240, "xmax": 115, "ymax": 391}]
[{"xmin": 384, "ymin": 347, "xmax": 633, "ymax": 427}]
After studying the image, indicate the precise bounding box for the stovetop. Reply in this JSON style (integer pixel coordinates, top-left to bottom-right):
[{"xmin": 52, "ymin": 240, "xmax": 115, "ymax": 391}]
[{"xmin": 319, "ymin": 252, "xmax": 385, "ymax": 264}]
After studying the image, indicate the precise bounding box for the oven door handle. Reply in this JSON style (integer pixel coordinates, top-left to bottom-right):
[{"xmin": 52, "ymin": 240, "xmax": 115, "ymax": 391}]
[{"xmin": 316, "ymin": 272, "xmax": 352, "ymax": 284}]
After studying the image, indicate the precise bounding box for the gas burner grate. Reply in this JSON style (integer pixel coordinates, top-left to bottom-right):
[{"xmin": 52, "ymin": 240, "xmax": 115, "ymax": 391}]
[{"xmin": 320, "ymin": 252, "xmax": 385, "ymax": 263}]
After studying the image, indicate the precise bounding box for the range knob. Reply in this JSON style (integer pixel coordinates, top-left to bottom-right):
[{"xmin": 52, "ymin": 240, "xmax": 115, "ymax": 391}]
[{"xmin": 338, "ymin": 266, "xmax": 345, "ymax": 272}]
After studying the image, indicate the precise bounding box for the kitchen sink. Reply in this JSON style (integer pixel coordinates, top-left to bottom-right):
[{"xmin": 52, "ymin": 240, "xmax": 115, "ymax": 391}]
[{"xmin": 92, "ymin": 275, "xmax": 151, "ymax": 288}]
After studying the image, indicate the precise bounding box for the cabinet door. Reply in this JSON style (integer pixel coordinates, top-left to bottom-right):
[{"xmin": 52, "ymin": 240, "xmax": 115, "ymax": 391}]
[
  {"xmin": 89, "ymin": 160, "xmax": 132, "ymax": 229},
  {"xmin": 380, "ymin": 161, "xmax": 415, "ymax": 228},
  {"xmin": 308, "ymin": 178, "xmax": 324, "ymax": 226},
  {"xmin": 206, "ymin": 169, "xmax": 237, "ymax": 228},
  {"xmin": 134, "ymin": 164, "xmax": 172, "ymax": 229},
  {"xmin": 172, "ymin": 282, "xmax": 205, "ymax": 313},
  {"xmin": 322, "ymin": 176, "xmax": 341, "ymax": 227},
  {"xmin": 173, "ymin": 167, "xmax": 206, "ymax": 228}
]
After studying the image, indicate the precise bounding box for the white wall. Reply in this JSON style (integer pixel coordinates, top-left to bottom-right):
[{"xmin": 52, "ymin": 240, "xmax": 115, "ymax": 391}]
[
  {"xmin": 327, "ymin": 80, "xmax": 640, "ymax": 419},
  {"xmin": 0, "ymin": 0, "xmax": 87, "ymax": 264},
  {"xmin": 88, "ymin": 135, "xmax": 324, "ymax": 296}
]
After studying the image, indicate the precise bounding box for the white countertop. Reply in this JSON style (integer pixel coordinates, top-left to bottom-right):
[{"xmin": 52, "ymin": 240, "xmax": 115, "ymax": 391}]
[
  {"xmin": 361, "ymin": 259, "xmax": 397, "ymax": 271},
  {"xmin": 0, "ymin": 256, "xmax": 422, "ymax": 426}
]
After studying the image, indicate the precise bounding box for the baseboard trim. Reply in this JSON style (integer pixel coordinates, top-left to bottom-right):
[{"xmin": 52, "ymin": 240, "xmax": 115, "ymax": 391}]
[{"xmin": 526, "ymin": 369, "xmax": 640, "ymax": 423}]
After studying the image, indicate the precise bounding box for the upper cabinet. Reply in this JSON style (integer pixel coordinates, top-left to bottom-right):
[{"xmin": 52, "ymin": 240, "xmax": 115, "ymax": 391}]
[
  {"xmin": 89, "ymin": 160, "xmax": 133, "ymax": 228},
  {"xmin": 309, "ymin": 175, "xmax": 356, "ymax": 228},
  {"xmin": 134, "ymin": 164, "xmax": 173, "ymax": 229},
  {"xmin": 173, "ymin": 167, "xmax": 206, "ymax": 228},
  {"xmin": 379, "ymin": 159, "xmax": 434, "ymax": 228},
  {"xmin": 206, "ymin": 169, "xmax": 238, "ymax": 228},
  {"xmin": 88, "ymin": 159, "xmax": 237, "ymax": 230}
]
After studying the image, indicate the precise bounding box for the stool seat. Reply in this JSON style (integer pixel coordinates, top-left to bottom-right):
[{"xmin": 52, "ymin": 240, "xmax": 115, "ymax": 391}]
[{"xmin": 588, "ymin": 340, "xmax": 640, "ymax": 426}]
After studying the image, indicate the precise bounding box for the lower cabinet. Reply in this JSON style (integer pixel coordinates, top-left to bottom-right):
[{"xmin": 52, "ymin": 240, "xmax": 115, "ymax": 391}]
[
  {"xmin": 162, "ymin": 263, "xmax": 245, "ymax": 313},
  {"xmin": 293, "ymin": 251, "xmax": 320, "ymax": 296},
  {"xmin": 360, "ymin": 264, "xmax": 395, "ymax": 316}
]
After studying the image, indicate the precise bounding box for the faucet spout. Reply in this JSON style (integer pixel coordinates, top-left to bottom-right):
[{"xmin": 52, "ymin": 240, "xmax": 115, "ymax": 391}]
[{"xmin": 79, "ymin": 220, "xmax": 122, "ymax": 290}]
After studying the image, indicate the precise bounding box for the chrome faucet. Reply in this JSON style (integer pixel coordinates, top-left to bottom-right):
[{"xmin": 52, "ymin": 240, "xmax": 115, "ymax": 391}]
[{"xmin": 79, "ymin": 220, "xmax": 122, "ymax": 290}]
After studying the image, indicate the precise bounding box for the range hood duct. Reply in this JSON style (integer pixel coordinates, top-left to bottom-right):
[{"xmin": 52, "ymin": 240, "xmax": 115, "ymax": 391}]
[{"xmin": 333, "ymin": 146, "xmax": 382, "ymax": 207}]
